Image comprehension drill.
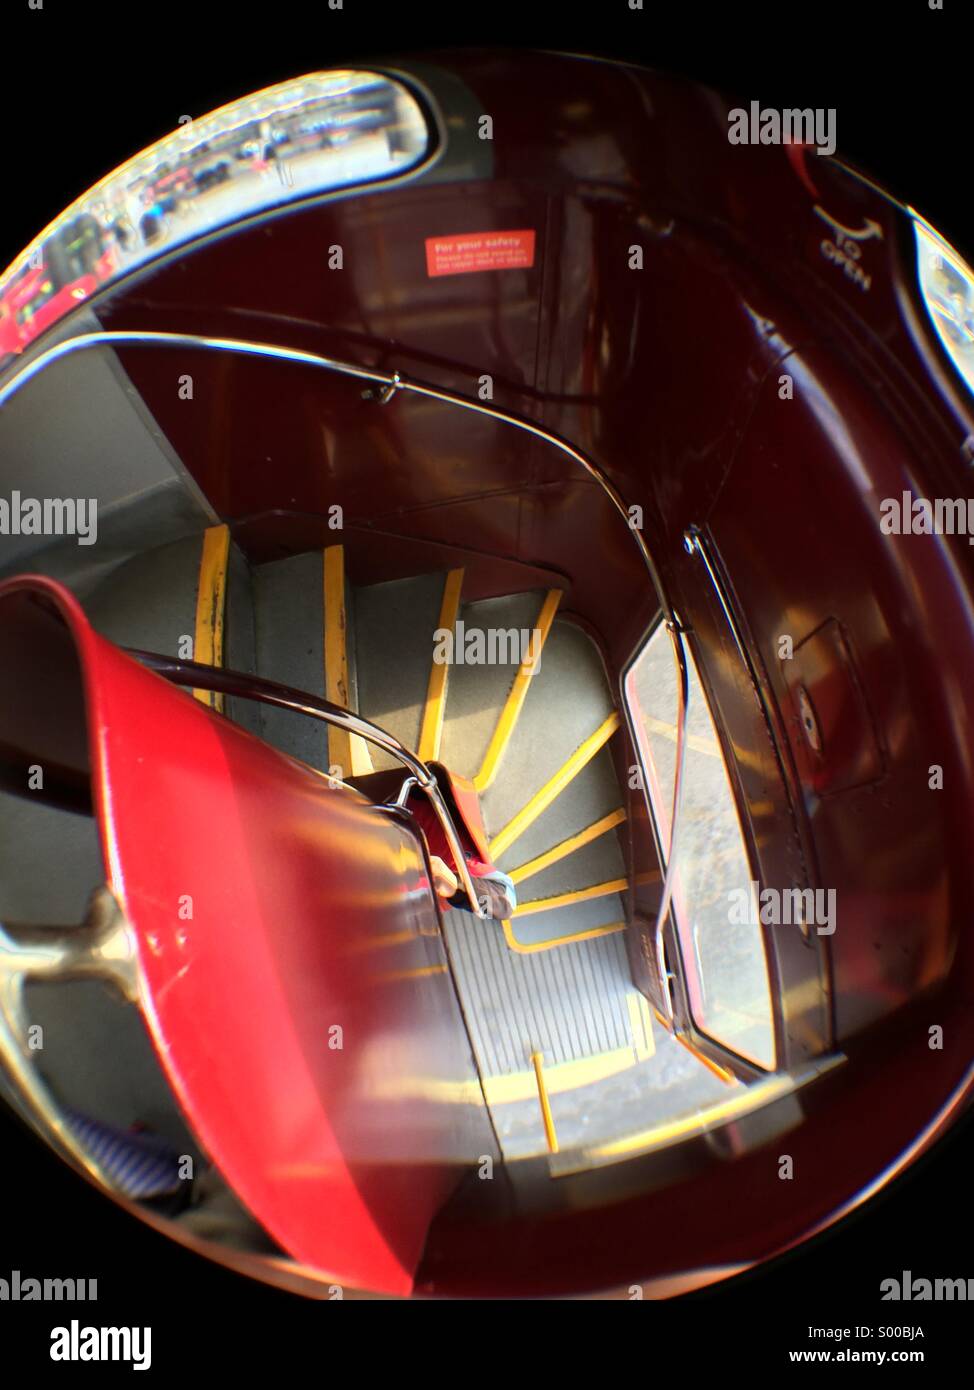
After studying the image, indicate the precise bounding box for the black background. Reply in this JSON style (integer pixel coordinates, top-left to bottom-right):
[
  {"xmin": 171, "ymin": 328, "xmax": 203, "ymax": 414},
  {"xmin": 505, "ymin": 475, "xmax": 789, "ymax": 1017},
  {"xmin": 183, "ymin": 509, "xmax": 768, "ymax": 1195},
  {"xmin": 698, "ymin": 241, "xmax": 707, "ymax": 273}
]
[{"xmin": 2, "ymin": 0, "xmax": 972, "ymax": 1370}]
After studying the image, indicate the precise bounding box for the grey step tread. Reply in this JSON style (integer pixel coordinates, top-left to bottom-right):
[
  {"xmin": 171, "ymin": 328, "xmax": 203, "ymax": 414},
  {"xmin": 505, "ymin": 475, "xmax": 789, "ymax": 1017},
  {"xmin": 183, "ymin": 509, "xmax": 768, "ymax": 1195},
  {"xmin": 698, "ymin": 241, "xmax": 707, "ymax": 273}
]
[
  {"xmin": 513, "ymin": 832, "xmax": 627, "ymax": 905},
  {"xmin": 25, "ymin": 527, "xmax": 261, "ymax": 738},
  {"xmin": 539, "ymin": 1028, "xmax": 732, "ymax": 1161},
  {"xmin": 84, "ymin": 534, "xmax": 203, "ymax": 653},
  {"xmin": 478, "ymin": 618, "xmax": 615, "ymax": 838},
  {"xmin": 442, "ymin": 911, "xmax": 637, "ymax": 1077},
  {"xmin": 0, "ymin": 481, "xmax": 210, "ymax": 602},
  {"xmin": 252, "ymin": 551, "xmax": 326, "ymax": 770},
  {"xmin": 437, "ymin": 590, "xmax": 548, "ymax": 779},
  {"xmin": 492, "ymin": 1034, "xmax": 732, "ymax": 1162},
  {"xmin": 82, "ymin": 529, "xmax": 261, "ymax": 737},
  {"xmin": 443, "ymin": 906, "xmax": 729, "ymax": 1161},
  {"xmin": 492, "ymin": 747, "xmax": 623, "ymax": 870},
  {"xmin": 353, "ymin": 572, "xmax": 448, "ymax": 771},
  {"xmin": 225, "ymin": 543, "xmax": 262, "ymax": 738},
  {"xmin": 507, "ymin": 893, "xmax": 626, "ymax": 949}
]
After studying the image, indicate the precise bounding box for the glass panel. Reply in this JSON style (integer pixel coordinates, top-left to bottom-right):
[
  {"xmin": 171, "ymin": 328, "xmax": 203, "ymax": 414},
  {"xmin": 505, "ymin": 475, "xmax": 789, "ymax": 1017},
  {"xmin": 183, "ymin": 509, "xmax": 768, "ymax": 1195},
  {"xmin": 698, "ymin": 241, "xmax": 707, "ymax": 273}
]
[
  {"xmin": 625, "ymin": 622, "xmax": 776, "ymax": 1070},
  {"xmin": 625, "ymin": 621, "xmax": 680, "ymax": 858},
  {"xmin": 0, "ymin": 71, "xmax": 431, "ymax": 364}
]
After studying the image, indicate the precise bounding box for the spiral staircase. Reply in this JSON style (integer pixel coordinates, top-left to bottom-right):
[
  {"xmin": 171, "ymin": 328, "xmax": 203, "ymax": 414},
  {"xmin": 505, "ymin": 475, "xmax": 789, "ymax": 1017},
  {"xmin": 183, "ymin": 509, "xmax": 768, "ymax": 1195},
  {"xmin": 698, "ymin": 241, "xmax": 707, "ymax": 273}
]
[{"xmin": 0, "ymin": 514, "xmax": 741, "ymax": 1202}]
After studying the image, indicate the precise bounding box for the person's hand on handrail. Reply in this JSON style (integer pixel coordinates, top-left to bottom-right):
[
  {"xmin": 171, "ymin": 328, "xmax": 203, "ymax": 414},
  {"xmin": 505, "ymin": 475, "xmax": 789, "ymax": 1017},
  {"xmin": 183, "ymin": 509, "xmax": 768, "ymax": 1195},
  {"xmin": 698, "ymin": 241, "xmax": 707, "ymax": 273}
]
[{"xmin": 430, "ymin": 855, "xmax": 459, "ymax": 900}]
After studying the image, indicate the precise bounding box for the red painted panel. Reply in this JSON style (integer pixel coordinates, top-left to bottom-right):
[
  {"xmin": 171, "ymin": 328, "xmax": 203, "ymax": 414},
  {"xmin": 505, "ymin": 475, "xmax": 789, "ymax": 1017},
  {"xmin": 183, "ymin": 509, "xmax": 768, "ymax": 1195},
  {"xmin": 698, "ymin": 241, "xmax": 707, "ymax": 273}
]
[
  {"xmin": 425, "ymin": 229, "xmax": 536, "ymax": 277},
  {"xmin": 432, "ymin": 765, "xmax": 492, "ymax": 866},
  {"xmin": 704, "ymin": 345, "xmax": 974, "ymax": 1041},
  {"xmin": 0, "ymin": 575, "xmax": 484, "ymax": 1296}
]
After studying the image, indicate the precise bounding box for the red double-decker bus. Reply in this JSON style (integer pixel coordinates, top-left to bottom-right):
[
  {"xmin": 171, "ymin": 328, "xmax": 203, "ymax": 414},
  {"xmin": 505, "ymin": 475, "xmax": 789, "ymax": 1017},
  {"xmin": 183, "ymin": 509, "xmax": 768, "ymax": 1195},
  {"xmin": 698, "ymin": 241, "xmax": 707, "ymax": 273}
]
[{"xmin": 0, "ymin": 212, "xmax": 117, "ymax": 359}]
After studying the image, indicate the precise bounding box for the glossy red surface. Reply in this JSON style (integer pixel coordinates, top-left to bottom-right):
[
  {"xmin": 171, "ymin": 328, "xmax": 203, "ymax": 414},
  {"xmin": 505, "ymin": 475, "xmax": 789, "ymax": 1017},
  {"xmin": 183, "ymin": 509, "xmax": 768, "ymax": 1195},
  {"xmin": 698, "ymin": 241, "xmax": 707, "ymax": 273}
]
[
  {"xmin": 0, "ymin": 574, "xmax": 488, "ymax": 1296},
  {"xmin": 433, "ymin": 765, "xmax": 492, "ymax": 866}
]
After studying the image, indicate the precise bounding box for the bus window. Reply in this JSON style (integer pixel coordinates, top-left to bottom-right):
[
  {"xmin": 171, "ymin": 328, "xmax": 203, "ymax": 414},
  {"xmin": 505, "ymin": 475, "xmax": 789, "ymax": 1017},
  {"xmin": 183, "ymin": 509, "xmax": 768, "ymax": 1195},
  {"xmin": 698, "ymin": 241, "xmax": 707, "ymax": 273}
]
[{"xmin": 624, "ymin": 621, "xmax": 776, "ymax": 1070}]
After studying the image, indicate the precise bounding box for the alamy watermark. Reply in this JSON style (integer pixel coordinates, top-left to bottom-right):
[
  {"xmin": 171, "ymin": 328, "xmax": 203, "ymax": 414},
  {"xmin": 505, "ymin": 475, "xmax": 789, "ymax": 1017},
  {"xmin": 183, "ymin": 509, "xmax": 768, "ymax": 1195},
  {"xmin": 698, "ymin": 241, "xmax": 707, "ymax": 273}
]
[
  {"xmin": 881, "ymin": 1271, "xmax": 974, "ymax": 1301},
  {"xmin": 728, "ymin": 881, "xmax": 836, "ymax": 935},
  {"xmin": 432, "ymin": 623, "xmax": 543, "ymax": 669},
  {"xmin": 50, "ymin": 1320, "xmax": 151, "ymax": 1371},
  {"xmin": 880, "ymin": 493, "xmax": 974, "ymax": 544},
  {"xmin": 727, "ymin": 102, "xmax": 836, "ymax": 157},
  {"xmin": 1, "ymin": 1269, "xmax": 97, "ymax": 1300},
  {"xmin": 0, "ymin": 492, "xmax": 98, "ymax": 546}
]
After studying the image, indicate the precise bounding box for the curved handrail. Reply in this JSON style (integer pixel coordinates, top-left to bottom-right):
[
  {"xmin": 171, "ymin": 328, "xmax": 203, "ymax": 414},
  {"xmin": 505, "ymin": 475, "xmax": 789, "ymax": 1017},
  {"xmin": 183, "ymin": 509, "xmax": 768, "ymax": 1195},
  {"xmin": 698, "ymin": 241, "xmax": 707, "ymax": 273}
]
[
  {"xmin": 0, "ymin": 886, "xmax": 141, "ymax": 1191},
  {"xmin": 127, "ymin": 649, "xmax": 489, "ymax": 919},
  {"xmin": 0, "ymin": 330, "xmax": 689, "ymax": 972}
]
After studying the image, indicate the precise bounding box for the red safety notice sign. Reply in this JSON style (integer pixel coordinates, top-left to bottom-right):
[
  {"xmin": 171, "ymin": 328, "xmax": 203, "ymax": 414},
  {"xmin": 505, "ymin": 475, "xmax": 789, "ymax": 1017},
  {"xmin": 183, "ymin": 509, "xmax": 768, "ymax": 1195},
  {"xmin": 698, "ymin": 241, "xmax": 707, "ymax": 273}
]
[{"xmin": 425, "ymin": 229, "xmax": 536, "ymax": 277}]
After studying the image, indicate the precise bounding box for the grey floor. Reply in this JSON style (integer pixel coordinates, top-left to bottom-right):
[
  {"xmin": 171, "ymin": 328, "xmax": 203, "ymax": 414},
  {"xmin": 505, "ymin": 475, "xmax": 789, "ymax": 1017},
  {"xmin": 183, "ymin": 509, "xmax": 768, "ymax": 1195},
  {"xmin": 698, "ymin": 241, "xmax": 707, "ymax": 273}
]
[{"xmin": 441, "ymin": 900, "xmax": 730, "ymax": 1161}]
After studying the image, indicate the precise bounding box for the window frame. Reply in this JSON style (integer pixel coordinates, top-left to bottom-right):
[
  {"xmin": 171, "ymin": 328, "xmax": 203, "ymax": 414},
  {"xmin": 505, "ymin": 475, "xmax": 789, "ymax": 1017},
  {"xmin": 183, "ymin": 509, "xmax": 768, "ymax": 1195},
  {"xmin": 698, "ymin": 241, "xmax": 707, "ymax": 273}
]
[{"xmin": 622, "ymin": 611, "xmax": 778, "ymax": 1076}]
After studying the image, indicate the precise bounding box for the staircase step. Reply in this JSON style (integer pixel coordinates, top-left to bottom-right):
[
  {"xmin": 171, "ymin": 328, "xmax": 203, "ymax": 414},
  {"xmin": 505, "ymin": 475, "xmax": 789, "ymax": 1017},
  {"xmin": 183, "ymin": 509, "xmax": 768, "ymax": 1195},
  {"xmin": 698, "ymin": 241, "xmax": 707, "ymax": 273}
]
[
  {"xmin": 514, "ymin": 832, "xmax": 628, "ymax": 905},
  {"xmin": 252, "ymin": 550, "xmax": 326, "ymax": 771},
  {"xmin": 479, "ymin": 618, "xmax": 616, "ymax": 848},
  {"xmin": 503, "ymin": 892, "xmax": 627, "ymax": 952},
  {"xmin": 442, "ymin": 911, "xmax": 634, "ymax": 1077},
  {"xmin": 488, "ymin": 711, "xmax": 619, "ymax": 860},
  {"xmin": 437, "ymin": 590, "xmax": 547, "ymax": 780},
  {"xmin": 473, "ymin": 589, "xmax": 562, "ymax": 792},
  {"xmin": 84, "ymin": 533, "xmax": 204, "ymax": 653},
  {"xmin": 417, "ymin": 567, "xmax": 464, "ymax": 762},
  {"xmin": 509, "ymin": 808, "xmax": 626, "ymax": 886},
  {"xmin": 224, "ymin": 541, "xmax": 261, "ymax": 738},
  {"xmin": 515, "ymin": 878, "xmax": 628, "ymax": 917},
  {"xmin": 353, "ymin": 571, "xmax": 450, "ymax": 771},
  {"xmin": 82, "ymin": 526, "xmax": 261, "ymax": 736},
  {"xmin": 323, "ymin": 546, "xmax": 373, "ymax": 776},
  {"xmin": 493, "ymin": 740, "xmax": 620, "ymax": 862}
]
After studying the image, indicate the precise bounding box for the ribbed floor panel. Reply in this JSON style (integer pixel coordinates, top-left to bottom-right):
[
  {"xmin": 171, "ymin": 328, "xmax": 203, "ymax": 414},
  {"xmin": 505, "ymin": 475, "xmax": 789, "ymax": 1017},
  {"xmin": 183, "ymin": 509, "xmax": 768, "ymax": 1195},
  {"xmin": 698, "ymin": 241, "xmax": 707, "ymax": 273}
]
[
  {"xmin": 442, "ymin": 907, "xmax": 732, "ymax": 1160},
  {"xmin": 443, "ymin": 910, "xmax": 636, "ymax": 1076}
]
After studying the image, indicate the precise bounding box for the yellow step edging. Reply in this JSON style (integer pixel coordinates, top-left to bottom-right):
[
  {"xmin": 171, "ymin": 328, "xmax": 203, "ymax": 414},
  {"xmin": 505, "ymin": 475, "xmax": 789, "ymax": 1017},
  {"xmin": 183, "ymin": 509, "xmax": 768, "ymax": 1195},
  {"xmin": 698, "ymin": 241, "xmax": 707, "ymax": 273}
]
[
  {"xmin": 482, "ymin": 1042, "xmax": 647, "ymax": 1105},
  {"xmin": 514, "ymin": 877, "xmax": 629, "ymax": 917},
  {"xmin": 418, "ymin": 568, "xmax": 464, "ymax": 762},
  {"xmin": 501, "ymin": 917, "xmax": 626, "ymax": 955},
  {"xmin": 626, "ymin": 991, "xmax": 656, "ymax": 1062},
  {"xmin": 489, "ymin": 710, "xmax": 620, "ymax": 859},
  {"xmin": 323, "ymin": 545, "xmax": 373, "ymax": 777},
  {"xmin": 473, "ymin": 589, "xmax": 562, "ymax": 793},
  {"xmin": 193, "ymin": 523, "xmax": 230, "ymax": 713},
  {"xmin": 509, "ymin": 807, "xmax": 626, "ymax": 885}
]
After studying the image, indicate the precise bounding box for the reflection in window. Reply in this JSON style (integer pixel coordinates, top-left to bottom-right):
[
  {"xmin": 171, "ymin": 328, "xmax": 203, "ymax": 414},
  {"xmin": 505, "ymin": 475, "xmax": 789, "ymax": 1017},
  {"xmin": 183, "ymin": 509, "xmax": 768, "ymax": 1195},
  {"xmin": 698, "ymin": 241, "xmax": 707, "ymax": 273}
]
[
  {"xmin": 0, "ymin": 71, "xmax": 431, "ymax": 364},
  {"xmin": 625, "ymin": 622, "xmax": 776, "ymax": 1070}
]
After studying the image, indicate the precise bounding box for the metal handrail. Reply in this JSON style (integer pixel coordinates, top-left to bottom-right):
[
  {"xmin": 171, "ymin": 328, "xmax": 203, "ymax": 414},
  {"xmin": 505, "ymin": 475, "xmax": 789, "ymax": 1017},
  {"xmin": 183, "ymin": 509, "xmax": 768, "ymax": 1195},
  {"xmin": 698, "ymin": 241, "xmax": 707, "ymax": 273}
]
[
  {"xmin": 0, "ymin": 330, "xmax": 689, "ymax": 954},
  {"xmin": 0, "ymin": 886, "xmax": 141, "ymax": 1191},
  {"xmin": 0, "ymin": 650, "xmax": 488, "ymax": 1208},
  {"xmin": 128, "ymin": 649, "xmax": 489, "ymax": 919}
]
